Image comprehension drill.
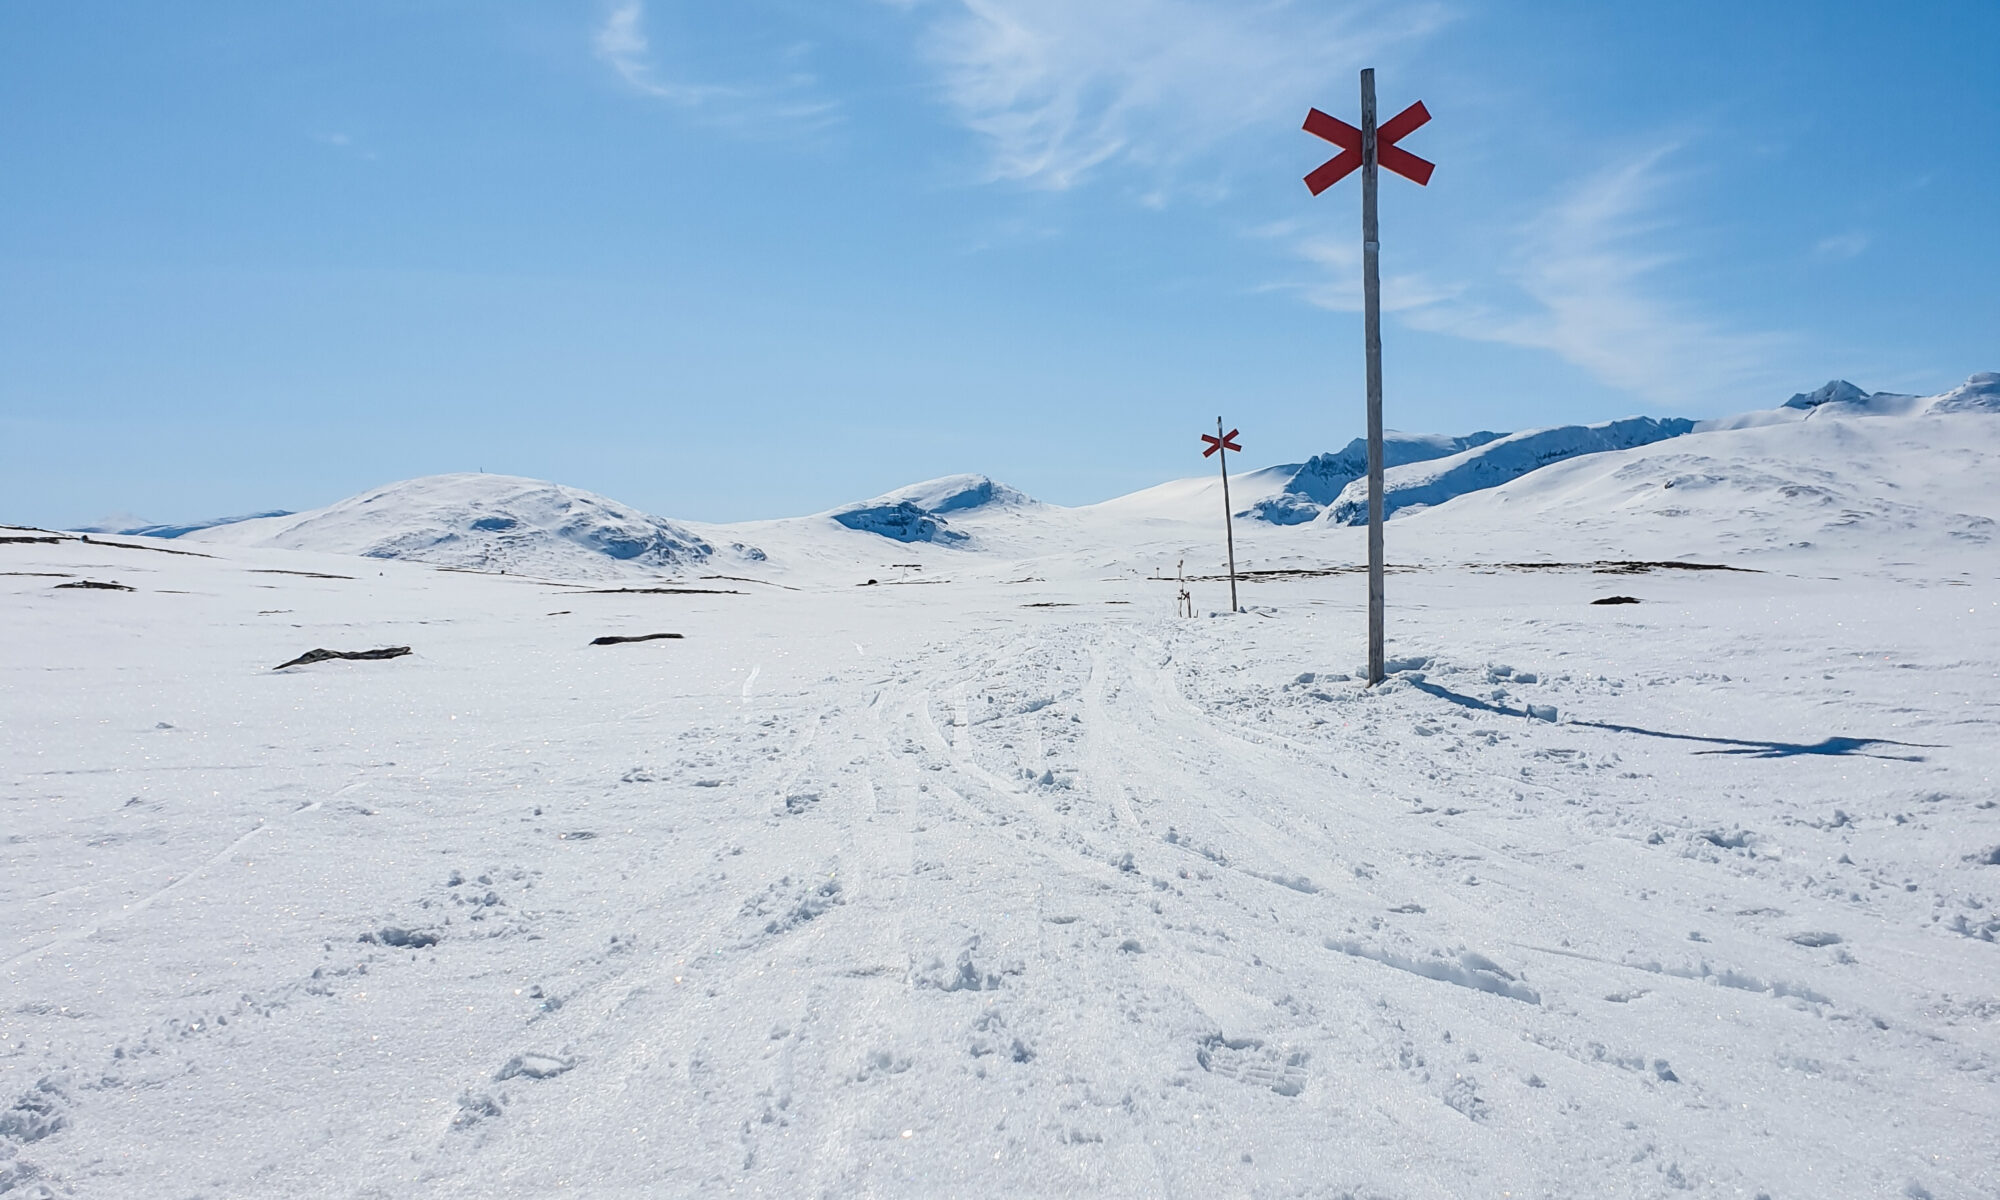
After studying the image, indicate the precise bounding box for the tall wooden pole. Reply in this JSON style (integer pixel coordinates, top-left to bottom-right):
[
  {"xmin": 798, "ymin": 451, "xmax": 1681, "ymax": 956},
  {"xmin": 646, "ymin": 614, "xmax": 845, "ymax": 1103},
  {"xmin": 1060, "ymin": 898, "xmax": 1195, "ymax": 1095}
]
[
  {"xmin": 1360, "ymin": 68, "xmax": 1386, "ymax": 687},
  {"xmin": 1216, "ymin": 416, "xmax": 1239, "ymax": 613}
]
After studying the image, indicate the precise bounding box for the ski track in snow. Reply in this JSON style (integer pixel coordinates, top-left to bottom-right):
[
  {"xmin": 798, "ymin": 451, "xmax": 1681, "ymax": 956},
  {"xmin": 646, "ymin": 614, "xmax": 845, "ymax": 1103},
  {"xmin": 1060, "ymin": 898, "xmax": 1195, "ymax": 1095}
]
[{"xmin": 4, "ymin": 422, "xmax": 2000, "ymax": 1196}]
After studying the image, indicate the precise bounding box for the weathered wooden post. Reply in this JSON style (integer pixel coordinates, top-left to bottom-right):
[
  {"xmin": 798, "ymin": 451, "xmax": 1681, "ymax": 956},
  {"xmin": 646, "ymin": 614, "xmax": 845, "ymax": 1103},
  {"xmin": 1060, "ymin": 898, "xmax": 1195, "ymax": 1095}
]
[
  {"xmin": 1302, "ymin": 71, "xmax": 1434, "ymax": 686},
  {"xmin": 1201, "ymin": 421, "xmax": 1244, "ymax": 612}
]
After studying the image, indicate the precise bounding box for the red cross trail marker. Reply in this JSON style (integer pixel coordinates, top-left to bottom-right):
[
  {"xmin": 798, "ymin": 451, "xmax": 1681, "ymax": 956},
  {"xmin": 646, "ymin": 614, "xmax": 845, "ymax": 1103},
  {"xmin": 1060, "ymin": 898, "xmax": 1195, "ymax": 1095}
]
[
  {"xmin": 1201, "ymin": 429, "xmax": 1242, "ymax": 457},
  {"xmin": 1203, "ymin": 419, "xmax": 1242, "ymax": 613},
  {"xmin": 1303, "ymin": 69, "xmax": 1433, "ymax": 687},
  {"xmin": 1302, "ymin": 101, "xmax": 1434, "ymax": 193}
]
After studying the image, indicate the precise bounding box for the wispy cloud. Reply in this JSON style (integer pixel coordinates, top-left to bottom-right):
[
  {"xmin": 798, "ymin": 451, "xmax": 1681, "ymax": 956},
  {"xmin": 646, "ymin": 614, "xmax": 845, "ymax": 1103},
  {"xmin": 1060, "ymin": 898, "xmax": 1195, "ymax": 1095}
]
[
  {"xmin": 310, "ymin": 131, "xmax": 377, "ymax": 161},
  {"xmin": 913, "ymin": 0, "xmax": 1448, "ymax": 191},
  {"xmin": 1812, "ymin": 230, "xmax": 1869, "ymax": 261},
  {"xmin": 1273, "ymin": 145, "xmax": 1791, "ymax": 412},
  {"xmin": 592, "ymin": 1, "xmax": 838, "ymax": 130},
  {"xmin": 1433, "ymin": 147, "xmax": 1791, "ymax": 409},
  {"xmin": 1256, "ymin": 220, "xmax": 1464, "ymax": 313}
]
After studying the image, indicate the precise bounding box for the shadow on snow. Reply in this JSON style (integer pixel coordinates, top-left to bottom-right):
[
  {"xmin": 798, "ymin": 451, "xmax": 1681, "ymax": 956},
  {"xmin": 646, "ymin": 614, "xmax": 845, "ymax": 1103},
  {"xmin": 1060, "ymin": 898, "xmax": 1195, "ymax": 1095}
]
[{"xmin": 1406, "ymin": 680, "xmax": 1936, "ymax": 762}]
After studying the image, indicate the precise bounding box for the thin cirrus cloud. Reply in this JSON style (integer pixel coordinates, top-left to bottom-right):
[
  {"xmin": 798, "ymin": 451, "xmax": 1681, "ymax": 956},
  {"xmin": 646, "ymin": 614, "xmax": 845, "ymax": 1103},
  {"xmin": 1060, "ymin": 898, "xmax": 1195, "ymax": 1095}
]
[
  {"xmin": 592, "ymin": 0, "xmax": 839, "ymax": 130},
  {"xmin": 899, "ymin": 3, "xmax": 1795, "ymax": 412},
  {"xmin": 1404, "ymin": 145, "xmax": 1796, "ymax": 411},
  {"xmin": 912, "ymin": 0, "xmax": 1449, "ymax": 191},
  {"xmin": 1812, "ymin": 230, "xmax": 1870, "ymax": 260},
  {"xmin": 1257, "ymin": 221, "xmax": 1465, "ymax": 314}
]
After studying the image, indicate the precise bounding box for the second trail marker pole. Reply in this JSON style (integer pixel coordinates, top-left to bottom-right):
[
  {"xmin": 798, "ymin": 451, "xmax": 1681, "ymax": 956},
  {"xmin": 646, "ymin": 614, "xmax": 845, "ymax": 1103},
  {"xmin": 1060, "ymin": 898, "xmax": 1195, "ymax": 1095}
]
[
  {"xmin": 1301, "ymin": 68, "xmax": 1434, "ymax": 686},
  {"xmin": 1200, "ymin": 420, "xmax": 1244, "ymax": 612}
]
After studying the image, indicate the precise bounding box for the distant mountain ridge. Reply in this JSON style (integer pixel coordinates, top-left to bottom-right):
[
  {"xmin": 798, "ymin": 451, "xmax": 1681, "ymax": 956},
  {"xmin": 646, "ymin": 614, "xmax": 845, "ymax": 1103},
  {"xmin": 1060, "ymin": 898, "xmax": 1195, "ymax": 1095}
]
[
  {"xmin": 1247, "ymin": 432, "xmax": 1505, "ymax": 525},
  {"xmin": 828, "ymin": 474, "xmax": 1031, "ymax": 545},
  {"xmin": 187, "ymin": 473, "xmax": 763, "ymax": 577},
  {"xmin": 76, "ymin": 510, "xmax": 294, "ymax": 539},
  {"xmin": 1325, "ymin": 415, "xmax": 1698, "ymax": 526},
  {"xmin": 143, "ymin": 372, "xmax": 1998, "ymax": 574},
  {"xmin": 1707, "ymin": 372, "xmax": 2000, "ymax": 429}
]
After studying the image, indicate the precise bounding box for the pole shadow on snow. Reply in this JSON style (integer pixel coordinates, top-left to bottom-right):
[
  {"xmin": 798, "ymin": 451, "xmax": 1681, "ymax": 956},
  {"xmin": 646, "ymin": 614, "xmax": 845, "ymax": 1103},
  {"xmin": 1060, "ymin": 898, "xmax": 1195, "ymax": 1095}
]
[{"xmin": 1406, "ymin": 680, "xmax": 1936, "ymax": 762}]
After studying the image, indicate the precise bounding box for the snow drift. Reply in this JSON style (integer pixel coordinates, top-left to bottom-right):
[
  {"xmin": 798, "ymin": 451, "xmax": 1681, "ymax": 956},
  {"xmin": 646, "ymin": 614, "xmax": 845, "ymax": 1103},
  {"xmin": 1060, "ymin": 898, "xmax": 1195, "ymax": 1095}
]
[{"xmin": 188, "ymin": 473, "xmax": 759, "ymax": 577}]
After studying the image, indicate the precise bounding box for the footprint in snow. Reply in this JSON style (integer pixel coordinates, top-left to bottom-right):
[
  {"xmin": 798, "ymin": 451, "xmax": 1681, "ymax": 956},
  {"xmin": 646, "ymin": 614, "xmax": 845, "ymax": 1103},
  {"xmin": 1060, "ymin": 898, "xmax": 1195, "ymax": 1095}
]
[{"xmin": 495, "ymin": 1054, "xmax": 573, "ymax": 1081}]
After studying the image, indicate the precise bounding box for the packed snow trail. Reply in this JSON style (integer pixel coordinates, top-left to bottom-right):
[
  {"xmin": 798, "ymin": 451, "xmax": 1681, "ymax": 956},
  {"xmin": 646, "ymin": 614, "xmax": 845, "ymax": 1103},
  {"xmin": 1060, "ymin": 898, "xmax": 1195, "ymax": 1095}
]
[{"xmin": 2, "ymin": 518, "xmax": 1996, "ymax": 1197}]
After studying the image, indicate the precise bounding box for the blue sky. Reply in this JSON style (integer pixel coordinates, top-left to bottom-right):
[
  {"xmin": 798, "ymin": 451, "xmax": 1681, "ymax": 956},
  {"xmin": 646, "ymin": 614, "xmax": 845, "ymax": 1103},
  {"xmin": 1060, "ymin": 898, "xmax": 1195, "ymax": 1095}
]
[{"xmin": 3, "ymin": 0, "xmax": 1995, "ymax": 527}]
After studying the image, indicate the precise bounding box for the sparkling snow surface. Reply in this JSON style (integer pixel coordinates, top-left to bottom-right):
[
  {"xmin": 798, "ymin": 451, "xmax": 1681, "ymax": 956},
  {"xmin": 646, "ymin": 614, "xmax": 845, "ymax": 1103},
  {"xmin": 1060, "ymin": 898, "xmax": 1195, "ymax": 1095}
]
[{"xmin": 5, "ymin": 412, "xmax": 1999, "ymax": 1198}]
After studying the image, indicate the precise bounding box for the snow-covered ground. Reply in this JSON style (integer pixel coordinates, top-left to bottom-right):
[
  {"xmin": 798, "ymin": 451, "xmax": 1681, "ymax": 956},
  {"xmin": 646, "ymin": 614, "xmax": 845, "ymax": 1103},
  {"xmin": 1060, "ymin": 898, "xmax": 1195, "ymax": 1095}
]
[{"xmin": 4, "ymin": 404, "xmax": 1999, "ymax": 1198}]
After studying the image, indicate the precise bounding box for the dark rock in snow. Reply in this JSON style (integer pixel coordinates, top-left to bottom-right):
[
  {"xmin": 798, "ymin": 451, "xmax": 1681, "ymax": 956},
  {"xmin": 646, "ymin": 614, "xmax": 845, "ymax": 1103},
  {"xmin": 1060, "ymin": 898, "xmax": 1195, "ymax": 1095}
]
[
  {"xmin": 833, "ymin": 501, "xmax": 967, "ymax": 545},
  {"xmin": 371, "ymin": 926, "xmax": 440, "ymax": 948}
]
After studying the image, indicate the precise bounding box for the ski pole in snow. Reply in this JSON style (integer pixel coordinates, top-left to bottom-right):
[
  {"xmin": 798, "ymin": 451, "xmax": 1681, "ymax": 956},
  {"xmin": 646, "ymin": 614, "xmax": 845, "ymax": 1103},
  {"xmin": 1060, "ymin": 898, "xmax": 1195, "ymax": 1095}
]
[
  {"xmin": 1200, "ymin": 419, "xmax": 1243, "ymax": 612},
  {"xmin": 1302, "ymin": 69, "xmax": 1434, "ymax": 686}
]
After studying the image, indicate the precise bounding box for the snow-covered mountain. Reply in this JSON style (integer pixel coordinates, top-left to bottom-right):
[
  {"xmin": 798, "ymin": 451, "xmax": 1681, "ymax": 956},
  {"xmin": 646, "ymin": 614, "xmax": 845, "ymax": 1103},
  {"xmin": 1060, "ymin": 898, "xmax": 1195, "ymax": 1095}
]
[
  {"xmin": 148, "ymin": 373, "xmax": 2000, "ymax": 579},
  {"xmin": 1324, "ymin": 415, "xmax": 1697, "ymax": 525},
  {"xmin": 1934, "ymin": 371, "xmax": 2000, "ymax": 413},
  {"xmin": 74, "ymin": 510, "xmax": 294, "ymax": 539},
  {"xmin": 1246, "ymin": 432, "xmax": 1506, "ymax": 525},
  {"xmin": 1703, "ymin": 372, "xmax": 2000, "ymax": 429},
  {"xmin": 8, "ymin": 373, "xmax": 1999, "ymax": 1199},
  {"xmin": 827, "ymin": 474, "xmax": 1034, "ymax": 546},
  {"xmin": 1382, "ymin": 403, "xmax": 2000, "ymax": 567},
  {"xmin": 187, "ymin": 473, "xmax": 762, "ymax": 577}
]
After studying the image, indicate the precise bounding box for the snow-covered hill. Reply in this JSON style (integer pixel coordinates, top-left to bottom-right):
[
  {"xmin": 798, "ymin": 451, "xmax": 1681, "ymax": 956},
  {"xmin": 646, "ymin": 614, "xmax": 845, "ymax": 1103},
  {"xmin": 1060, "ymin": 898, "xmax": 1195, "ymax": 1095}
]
[
  {"xmin": 188, "ymin": 473, "xmax": 763, "ymax": 578},
  {"xmin": 1324, "ymin": 415, "xmax": 1697, "ymax": 526},
  {"xmin": 1385, "ymin": 408, "xmax": 2000, "ymax": 567},
  {"xmin": 6, "ymin": 393, "xmax": 1998, "ymax": 1197},
  {"xmin": 133, "ymin": 373, "xmax": 2000, "ymax": 587},
  {"xmin": 1247, "ymin": 431, "xmax": 1506, "ymax": 525},
  {"xmin": 1703, "ymin": 372, "xmax": 2000, "ymax": 430},
  {"xmin": 74, "ymin": 509, "xmax": 295, "ymax": 539},
  {"xmin": 827, "ymin": 474, "xmax": 1034, "ymax": 546}
]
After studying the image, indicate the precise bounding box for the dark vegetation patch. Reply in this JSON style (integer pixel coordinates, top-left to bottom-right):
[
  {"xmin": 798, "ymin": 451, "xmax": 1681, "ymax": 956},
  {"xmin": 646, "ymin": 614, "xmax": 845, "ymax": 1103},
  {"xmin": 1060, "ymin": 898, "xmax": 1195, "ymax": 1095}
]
[
  {"xmin": 583, "ymin": 586, "xmax": 741, "ymax": 595},
  {"xmin": 590, "ymin": 633, "xmax": 683, "ymax": 646},
  {"xmin": 55, "ymin": 579, "xmax": 134, "ymax": 591},
  {"xmin": 1170, "ymin": 565, "xmax": 1397, "ymax": 582},
  {"xmin": 251, "ymin": 568, "xmax": 354, "ymax": 580},
  {"xmin": 363, "ymin": 926, "xmax": 440, "ymax": 948},
  {"xmin": 273, "ymin": 646, "xmax": 413, "ymax": 670},
  {"xmin": 700, "ymin": 574, "xmax": 802, "ymax": 590},
  {"xmin": 80, "ymin": 536, "xmax": 211, "ymax": 557},
  {"xmin": 1592, "ymin": 595, "xmax": 1642, "ymax": 605},
  {"xmin": 1489, "ymin": 560, "xmax": 1758, "ymax": 574}
]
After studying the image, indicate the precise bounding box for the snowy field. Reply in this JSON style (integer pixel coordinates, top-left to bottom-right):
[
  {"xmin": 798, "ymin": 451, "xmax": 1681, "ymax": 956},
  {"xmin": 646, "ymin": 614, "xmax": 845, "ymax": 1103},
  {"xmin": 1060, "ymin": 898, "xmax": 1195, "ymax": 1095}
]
[{"xmin": 4, "ymin": 409, "xmax": 1999, "ymax": 1198}]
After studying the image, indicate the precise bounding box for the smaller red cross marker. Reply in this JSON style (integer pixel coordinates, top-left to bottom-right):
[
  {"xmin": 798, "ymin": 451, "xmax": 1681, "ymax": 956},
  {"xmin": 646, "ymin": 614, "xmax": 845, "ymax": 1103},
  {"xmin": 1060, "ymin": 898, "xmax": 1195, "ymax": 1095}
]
[
  {"xmin": 1201, "ymin": 429, "xmax": 1242, "ymax": 458},
  {"xmin": 1302, "ymin": 100, "xmax": 1433, "ymax": 194}
]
